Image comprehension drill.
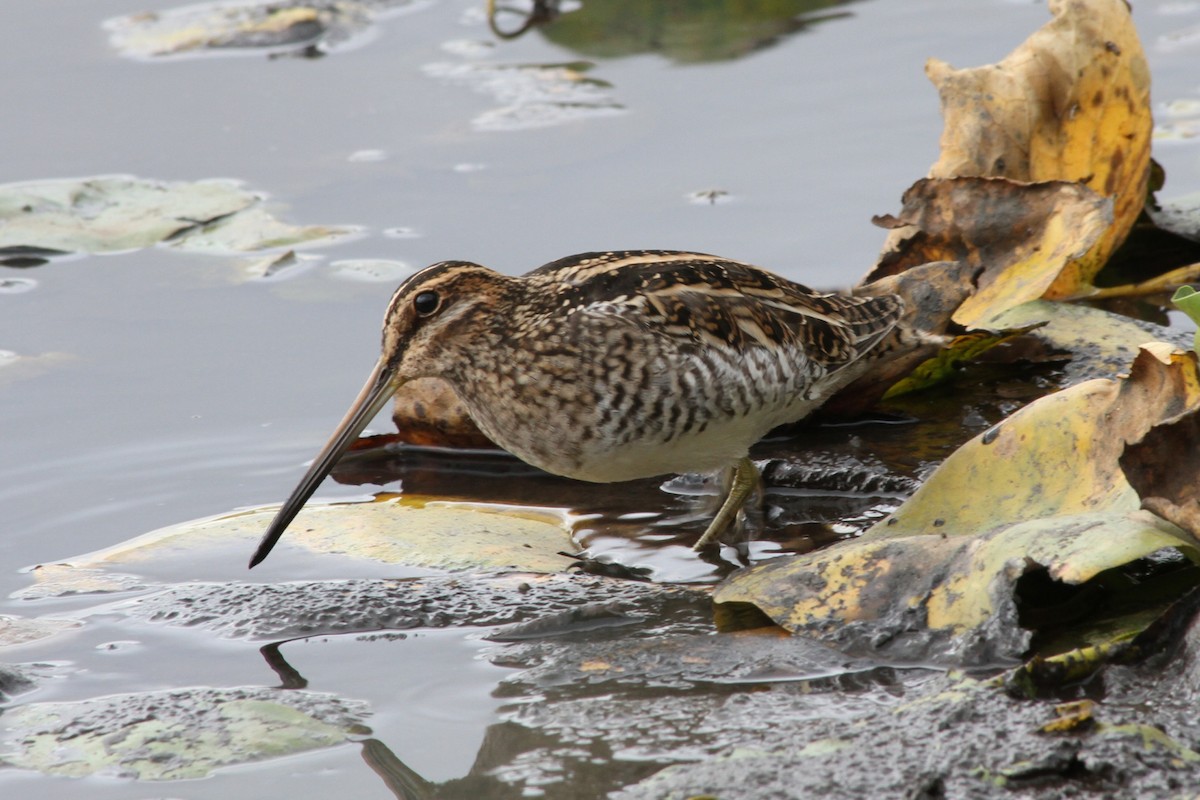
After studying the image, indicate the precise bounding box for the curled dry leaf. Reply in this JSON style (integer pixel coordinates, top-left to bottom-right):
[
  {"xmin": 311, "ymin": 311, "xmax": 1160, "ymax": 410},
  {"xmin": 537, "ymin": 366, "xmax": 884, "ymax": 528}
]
[
  {"xmin": 1122, "ymin": 410, "xmax": 1200, "ymax": 540},
  {"xmin": 869, "ymin": 177, "xmax": 1112, "ymax": 328},
  {"xmin": 868, "ymin": 0, "xmax": 1152, "ymax": 322},
  {"xmin": 714, "ymin": 344, "xmax": 1200, "ymax": 664}
]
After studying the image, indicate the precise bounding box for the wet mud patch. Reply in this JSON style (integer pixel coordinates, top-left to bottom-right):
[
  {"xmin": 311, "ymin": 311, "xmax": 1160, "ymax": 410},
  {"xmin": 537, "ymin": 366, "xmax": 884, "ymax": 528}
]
[{"xmin": 88, "ymin": 573, "xmax": 712, "ymax": 641}]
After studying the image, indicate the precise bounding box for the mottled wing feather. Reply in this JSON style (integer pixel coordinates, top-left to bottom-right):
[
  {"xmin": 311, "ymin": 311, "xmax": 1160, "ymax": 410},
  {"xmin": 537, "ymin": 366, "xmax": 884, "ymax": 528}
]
[{"xmin": 527, "ymin": 250, "xmax": 903, "ymax": 373}]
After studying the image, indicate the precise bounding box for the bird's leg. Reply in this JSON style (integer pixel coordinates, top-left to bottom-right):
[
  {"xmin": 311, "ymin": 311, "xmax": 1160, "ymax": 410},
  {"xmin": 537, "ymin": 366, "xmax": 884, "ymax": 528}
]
[{"xmin": 693, "ymin": 456, "xmax": 759, "ymax": 550}]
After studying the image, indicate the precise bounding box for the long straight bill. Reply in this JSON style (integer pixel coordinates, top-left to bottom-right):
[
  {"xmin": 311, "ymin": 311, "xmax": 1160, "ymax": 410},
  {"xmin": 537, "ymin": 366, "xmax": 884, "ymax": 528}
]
[{"xmin": 249, "ymin": 358, "xmax": 399, "ymax": 567}]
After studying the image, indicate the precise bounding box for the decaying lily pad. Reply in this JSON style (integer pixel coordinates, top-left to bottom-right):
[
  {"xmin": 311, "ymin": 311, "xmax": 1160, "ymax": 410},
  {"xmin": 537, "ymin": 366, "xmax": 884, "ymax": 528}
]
[
  {"xmin": 0, "ymin": 686, "xmax": 370, "ymax": 780},
  {"xmin": 1122, "ymin": 409, "xmax": 1200, "ymax": 540},
  {"xmin": 714, "ymin": 344, "xmax": 1200, "ymax": 664},
  {"xmin": 105, "ymin": 0, "xmax": 427, "ymax": 59},
  {"xmin": 421, "ymin": 60, "xmax": 625, "ymax": 131},
  {"xmin": 868, "ymin": 178, "xmax": 1113, "ymax": 327},
  {"xmin": 85, "ymin": 574, "xmax": 710, "ymax": 641},
  {"xmin": 0, "ymin": 176, "xmax": 353, "ymax": 257}
]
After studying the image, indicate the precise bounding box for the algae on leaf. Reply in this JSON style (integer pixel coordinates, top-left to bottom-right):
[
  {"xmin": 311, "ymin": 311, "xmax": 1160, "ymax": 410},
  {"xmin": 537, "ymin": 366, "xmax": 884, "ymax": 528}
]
[{"xmin": 0, "ymin": 687, "xmax": 370, "ymax": 780}]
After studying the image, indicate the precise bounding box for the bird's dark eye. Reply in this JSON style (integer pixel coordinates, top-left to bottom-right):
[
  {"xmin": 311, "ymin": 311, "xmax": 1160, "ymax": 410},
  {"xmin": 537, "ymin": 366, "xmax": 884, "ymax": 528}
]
[{"xmin": 413, "ymin": 290, "xmax": 440, "ymax": 316}]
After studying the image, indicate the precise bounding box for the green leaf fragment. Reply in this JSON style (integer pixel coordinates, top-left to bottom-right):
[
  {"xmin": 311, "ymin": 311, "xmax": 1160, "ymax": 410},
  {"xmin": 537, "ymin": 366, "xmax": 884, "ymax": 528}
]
[{"xmin": 1172, "ymin": 285, "xmax": 1200, "ymax": 352}]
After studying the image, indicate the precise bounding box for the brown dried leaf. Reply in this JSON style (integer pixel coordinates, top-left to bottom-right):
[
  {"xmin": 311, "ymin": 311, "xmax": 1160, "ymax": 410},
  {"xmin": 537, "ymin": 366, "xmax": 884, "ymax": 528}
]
[
  {"xmin": 865, "ymin": 177, "xmax": 1112, "ymax": 327},
  {"xmin": 1122, "ymin": 410, "xmax": 1200, "ymax": 539},
  {"xmin": 389, "ymin": 377, "xmax": 494, "ymax": 449}
]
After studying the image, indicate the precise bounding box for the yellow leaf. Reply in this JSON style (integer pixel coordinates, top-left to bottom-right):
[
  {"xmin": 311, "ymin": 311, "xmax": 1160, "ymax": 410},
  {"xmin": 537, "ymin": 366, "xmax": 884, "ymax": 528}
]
[
  {"xmin": 926, "ymin": 0, "xmax": 1151, "ymax": 298},
  {"xmin": 714, "ymin": 345, "xmax": 1200, "ymax": 662}
]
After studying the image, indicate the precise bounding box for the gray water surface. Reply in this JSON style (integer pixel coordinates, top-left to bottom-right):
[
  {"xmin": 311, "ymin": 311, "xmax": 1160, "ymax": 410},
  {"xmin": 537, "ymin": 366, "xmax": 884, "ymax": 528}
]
[{"xmin": 3, "ymin": 0, "xmax": 1200, "ymax": 796}]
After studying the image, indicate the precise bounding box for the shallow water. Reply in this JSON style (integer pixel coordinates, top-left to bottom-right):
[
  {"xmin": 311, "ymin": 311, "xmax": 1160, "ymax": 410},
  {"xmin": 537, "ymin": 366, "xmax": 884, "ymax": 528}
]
[{"xmin": 3, "ymin": 0, "xmax": 1200, "ymax": 795}]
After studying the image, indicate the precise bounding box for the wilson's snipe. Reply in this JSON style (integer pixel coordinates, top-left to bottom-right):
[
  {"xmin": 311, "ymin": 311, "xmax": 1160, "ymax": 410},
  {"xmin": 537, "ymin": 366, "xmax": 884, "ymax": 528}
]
[{"xmin": 249, "ymin": 250, "xmax": 912, "ymax": 567}]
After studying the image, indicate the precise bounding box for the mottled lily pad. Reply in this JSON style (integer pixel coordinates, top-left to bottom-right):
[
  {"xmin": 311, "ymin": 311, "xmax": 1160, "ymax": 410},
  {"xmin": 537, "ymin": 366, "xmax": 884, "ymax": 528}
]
[
  {"xmin": 0, "ymin": 687, "xmax": 370, "ymax": 780},
  {"xmin": 0, "ymin": 175, "xmax": 353, "ymax": 256}
]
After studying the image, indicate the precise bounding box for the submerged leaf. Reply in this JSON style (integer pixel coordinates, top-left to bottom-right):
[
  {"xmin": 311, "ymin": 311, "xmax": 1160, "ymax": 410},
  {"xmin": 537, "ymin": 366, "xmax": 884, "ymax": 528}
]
[
  {"xmin": 421, "ymin": 60, "xmax": 625, "ymax": 132},
  {"xmin": 0, "ymin": 615, "xmax": 80, "ymax": 649}
]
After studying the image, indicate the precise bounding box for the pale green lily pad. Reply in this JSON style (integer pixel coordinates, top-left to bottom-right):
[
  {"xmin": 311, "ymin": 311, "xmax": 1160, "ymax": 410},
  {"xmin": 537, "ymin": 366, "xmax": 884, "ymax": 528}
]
[
  {"xmin": 165, "ymin": 205, "xmax": 355, "ymax": 254},
  {"xmin": 0, "ymin": 687, "xmax": 370, "ymax": 780},
  {"xmin": 238, "ymin": 249, "xmax": 322, "ymax": 282},
  {"xmin": 0, "ymin": 175, "xmax": 354, "ymax": 256},
  {"xmin": 30, "ymin": 496, "xmax": 576, "ymax": 597}
]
